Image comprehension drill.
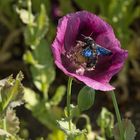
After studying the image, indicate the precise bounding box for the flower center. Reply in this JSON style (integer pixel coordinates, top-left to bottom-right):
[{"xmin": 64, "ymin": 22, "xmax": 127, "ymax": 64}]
[
  {"xmin": 66, "ymin": 40, "xmax": 97, "ymax": 75},
  {"xmin": 66, "ymin": 35, "xmax": 112, "ymax": 75}
]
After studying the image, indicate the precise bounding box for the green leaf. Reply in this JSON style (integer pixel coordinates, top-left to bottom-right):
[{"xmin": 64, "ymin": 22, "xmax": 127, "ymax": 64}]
[
  {"xmin": 21, "ymin": 1, "xmax": 55, "ymax": 96},
  {"xmin": 64, "ymin": 104, "xmax": 80, "ymax": 118},
  {"xmin": 30, "ymin": 39, "xmax": 55, "ymax": 94},
  {"xmin": 36, "ymin": 4, "xmax": 49, "ymax": 41},
  {"xmin": 113, "ymin": 119, "xmax": 136, "ymax": 140},
  {"xmin": 0, "ymin": 108, "xmax": 20, "ymax": 138},
  {"xmin": 57, "ymin": 118, "xmax": 86, "ymax": 137},
  {"xmin": 70, "ymin": 105, "xmax": 80, "ymax": 118},
  {"xmin": 23, "ymin": 88, "xmax": 39, "ymax": 108},
  {"xmin": 33, "ymin": 103, "xmax": 62, "ymax": 130},
  {"xmin": 0, "ymin": 72, "xmax": 24, "ymax": 112},
  {"xmin": 50, "ymin": 85, "xmax": 66, "ymax": 106},
  {"xmin": 78, "ymin": 86, "xmax": 95, "ymax": 111},
  {"xmin": 16, "ymin": 8, "xmax": 35, "ymax": 25},
  {"xmin": 6, "ymin": 108, "xmax": 20, "ymax": 135},
  {"xmin": 0, "ymin": 129, "xmax": 12, "ymax": 137},
  {"xmin": 23, "ymin": 50, "xmax": 37, "ymax": 65},
  {"xmin": 23, "ymin": 3, "xmax": 49, "ymax": 48}
]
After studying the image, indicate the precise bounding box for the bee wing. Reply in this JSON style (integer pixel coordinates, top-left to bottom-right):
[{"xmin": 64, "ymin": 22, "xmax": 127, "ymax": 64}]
[{"xmin": 96, "ymin": 44, "xmax": 112, "ymax": 56}]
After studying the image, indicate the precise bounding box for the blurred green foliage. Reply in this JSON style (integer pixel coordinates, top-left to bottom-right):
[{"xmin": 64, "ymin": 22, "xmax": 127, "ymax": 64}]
[
  {"xmin": 0, "ymin": 0, "xmax": 139, "ymax": 139},
  {"xmin": 17, "ymin": 0, "xmax": 66, "ymax": 132},
  {"xmin": 97, "ymin": 107, "xmax": 114, "ymax": 139}
]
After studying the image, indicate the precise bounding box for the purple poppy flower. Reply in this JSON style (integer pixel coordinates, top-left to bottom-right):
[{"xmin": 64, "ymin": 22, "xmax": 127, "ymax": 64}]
[{"xmin": 52, "ymin": 11, "xmax": 128, "ymax": 91}]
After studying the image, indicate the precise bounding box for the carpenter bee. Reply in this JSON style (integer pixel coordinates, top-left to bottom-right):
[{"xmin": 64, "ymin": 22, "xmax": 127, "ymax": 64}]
[{"xmin": 79, "ymin": 34, "xmax": 112, "ymax": 70}]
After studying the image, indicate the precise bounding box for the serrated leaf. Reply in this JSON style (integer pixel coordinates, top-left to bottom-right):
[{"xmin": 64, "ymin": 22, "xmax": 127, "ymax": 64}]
[
  {"xmin": 57, "ymin": 119, "xmax": 72, "ymax": 134},
  {"xmin": 113, "ymin": 119, "xmax": 136, "ymax": 140},
  {"xmin": 6, "ymin": 108, "xmax": 20, "ymax": 135},
  {"xmin": 64, "ymin": 104, "xmax": 80, "ymax": 118},
  {"xmin": 0, "ymin": 129, "xmax": 12, "ymax": 137},
  {"xmin": 50, "ymin": 85, "xmax": 66, "ymax": 106},
  {"xmin": 78, "ymin": 86, "xmax": 95, "ymax": 111},
  {"xmin": 57, "ymin": 118, "xmax": 86, "ymax": 137},
  {"xmin": 70, "ymin": 105, "xmax": 80, "ymax": 118},
  {"xmin": 0, "ymin": 78, "xmax": 8, "ymax": 87},
  {"xmin": 0, "ymin": 72, "xmax": 24, "ymax": 112},
  {"xmin": 9, "ymin": 100, "xmax": 24, "ymax": 109}
]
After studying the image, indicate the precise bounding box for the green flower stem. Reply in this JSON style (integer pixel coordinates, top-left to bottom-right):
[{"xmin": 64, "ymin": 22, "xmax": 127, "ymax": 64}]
[
  {"xmin": 3, "ymin": 117, "xmax": 7, "ymax": 140},
  {"xmin": 110, "ymin": 91, "xmax": 124, "ymax": 140},
  {"xmin": 3, "ymin": 118, "xmax": 7, "ymax": 131},
  {"xmin": 67, "ymin": 77, "xmax": 73, "ymax": 131}
]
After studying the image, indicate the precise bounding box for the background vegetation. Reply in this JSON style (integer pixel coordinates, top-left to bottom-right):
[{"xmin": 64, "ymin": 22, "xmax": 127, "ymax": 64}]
[{"xmin": 0, "ymin": 0, "xmax": 140, "ymax": 140}]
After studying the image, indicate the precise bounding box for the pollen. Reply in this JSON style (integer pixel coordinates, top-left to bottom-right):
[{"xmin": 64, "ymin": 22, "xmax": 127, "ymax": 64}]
[
  {"xmin": 66, "ymin": 42, "xmax": 87, "ymax": 65},
  {"xmin": 66, "ymin": 41, "xmax": 95, "ymax": 75}
]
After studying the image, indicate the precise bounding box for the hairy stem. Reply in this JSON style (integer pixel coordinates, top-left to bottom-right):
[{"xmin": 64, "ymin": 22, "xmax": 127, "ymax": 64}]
[{"xmin": 67, "ymin": 77, "xmax": 73, "ymax": 131}]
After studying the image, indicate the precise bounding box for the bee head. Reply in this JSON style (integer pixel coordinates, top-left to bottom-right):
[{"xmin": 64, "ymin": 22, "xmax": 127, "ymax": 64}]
[
  {"xmin": 84, "ymin": 36, "xmax": 93, "ymax": 43},
  {"xmin": 81, "ymin": 34, "xmax": 94, "ymax": 45}
]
